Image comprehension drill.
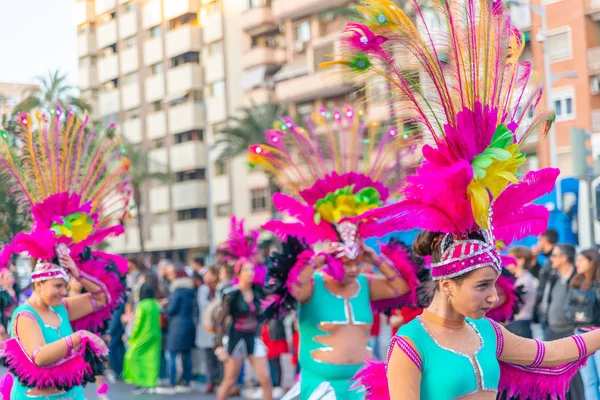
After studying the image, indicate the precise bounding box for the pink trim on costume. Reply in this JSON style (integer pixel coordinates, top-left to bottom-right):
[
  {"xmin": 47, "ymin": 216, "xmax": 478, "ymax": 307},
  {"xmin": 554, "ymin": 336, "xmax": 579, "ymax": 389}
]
[
  {"xmin": 388, "ymin": 336, "xmax": 422, "ymax": 371},
  {"xmin": 97, "ymin": 382, "xmax": 109, "ymax": 395},
  {"xmin": 31, "ymin": 346, "xmax": 41, "ymax": 365},
  {"xmin": 486, "ymin": 318, "xmax": 504, "ymax": 357},
  {"xmin": 528, "ymin": 340, "xmax": 545, "ymax": 369}
]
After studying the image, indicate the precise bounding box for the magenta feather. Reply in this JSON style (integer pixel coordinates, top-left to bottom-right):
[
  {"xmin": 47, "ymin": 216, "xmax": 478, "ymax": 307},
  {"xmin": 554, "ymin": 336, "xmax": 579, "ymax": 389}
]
[
  {"xmin": 0, "ymin": 373, "xmax": 13, "ymax": 400},
  {"xmin": 485, "ymin": 270, "xmax": 522, "ymax": 323},
  {"xmin": 493, "ymin": 204, "xmax": 550, "ymax": 245},
  {"xmin": 492, "ymin": 168, "xmax": 559, "ymax": 216},
  {"xmin": 350, "ymin": 359, "xmax": 390, "ymax": 400}
]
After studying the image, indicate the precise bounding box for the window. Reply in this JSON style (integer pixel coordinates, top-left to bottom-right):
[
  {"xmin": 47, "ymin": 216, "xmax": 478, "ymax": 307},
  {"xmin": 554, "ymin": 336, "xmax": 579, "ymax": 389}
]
[
  {"xmin": 251, "ymin": 188, "xmax": 269, "ymax": 212},
  {"xmin": 174, "ymin": 130, "xmax": 203, "ymax": 144},
  {"xmin": 208, "ymin": 41, "xmax": 223, "ymax": 57},
  {"xmin": 123, "ymin": 2, "xmax": 136, "ymax": 13},
  {"xmin": 152, "ymin": 138, "xmax": 164, "ymax": 149},
  {"xmin": 125, "ymin": 107, "xmax": 140, "ymax": 120},
  {"xmin": 210, "ymin": 80, "xmax": 225, "ymax": 98},
  {"xmin": 79, "ymin": 56, "xmax": 97, "ymax": 68},
  {"xmin": 205, "ymin": 0, "xmax": 221, "ymax": 16},
  {"xmin": 215, "ymin": 161, "xmax": 227, "ymax": 176},
  {"xmin": 177, "ymin": 208, "xmax": 207, "ymax": 221},
  {"xmin": 101, "ymin": 113, "xmax": 119, "ymax": 127},
  {"xmin": 151, "ymin": 100, "xmax": 163, "ymax": 112},
  {"xmin": 295, "ymin": 21, "xmax": 311, "ymax": 43},
  {"xmin": 154, "ymin": 212, "xmax": 169, "ymax": 224},
  {"xmin": 150, "ymin": 25, "xmax": 161, "ymax": 38},
  {"xmin": 171, "ymin": 52, "xmax": 200, "ymax": 68},
  {"xmin": 169, "ymin": 91, "xmax": 204, "ymax": 107},
  {"xmin": 123, "ymin": 72, "xmax": 139, "ymax": 85},
  {"xmin": 546, "ymin": 28, "xmax": 572, "ymax": 63},
  {"xmin": 124, "ymin": 36, "xmax": 137, "ymax": 49},
  {"xmin": 169, "ymin": 13, "xmax": 198, "ymax": 30},
  {"xmin": 552, "ymin": 87, "xmax": 575, "ymax": 122},
  {"xmin": 313, "ymin": 43, "xmax": 334, "ymax": 70},
  {"xmin": 102, "ymin": 43, "xmax": 117, "ymax": 56},
  {"xmin": 216, "ymin": 203, "xmax": 231, "ymax": 217},
  {"xmin": 176, "ymin": 169, "xmax": 206, "ymax": 182},
  {"xmin": 151, "ymin": 62, "xmax": 163, "ymax": 75}
]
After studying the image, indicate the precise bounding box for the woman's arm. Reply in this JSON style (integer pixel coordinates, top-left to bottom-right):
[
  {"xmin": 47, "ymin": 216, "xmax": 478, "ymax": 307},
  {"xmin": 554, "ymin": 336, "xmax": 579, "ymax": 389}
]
[
  {"xmin": 12, "ymin": 313, "xmax": 96, "ymax": 366},
  {"xmin": 61, "ymin": 255, "xmax": 108, "ymax": 321},
  {"xmin": 214, "ymin": 294, "xmax": 231, "ymax": 349},
  {"xmin": 387, "ymin": 336, "xmax": 422, "ymax": 400},
  {"xmin": 364, "ymin": 244, "xmax": 415, "ymax": 302}
]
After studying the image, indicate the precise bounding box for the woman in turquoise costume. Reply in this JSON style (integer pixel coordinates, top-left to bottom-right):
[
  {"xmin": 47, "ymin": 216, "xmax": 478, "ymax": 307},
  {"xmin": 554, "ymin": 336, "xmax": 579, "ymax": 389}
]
[
  {"xmin": 326, "ymin": 0, "xmax": 600, "ymax": 398},
  {"xmin": 0, "ymin": 107, "xmax": 130, "ymax": 399},
  {"xmin": 248, "ymin": 107, "xmax": 423, "ymax": 399}
]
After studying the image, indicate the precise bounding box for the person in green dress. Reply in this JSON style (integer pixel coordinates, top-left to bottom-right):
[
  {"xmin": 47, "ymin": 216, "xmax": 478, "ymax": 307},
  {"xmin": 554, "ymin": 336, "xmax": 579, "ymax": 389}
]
[{"xmin": 123, "ymin": 283, "xmax": 162, "ymax": 395}]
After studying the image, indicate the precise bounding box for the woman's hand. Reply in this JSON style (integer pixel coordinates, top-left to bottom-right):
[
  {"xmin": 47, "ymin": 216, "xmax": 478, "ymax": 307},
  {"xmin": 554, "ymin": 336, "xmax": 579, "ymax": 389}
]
[
  {"xmin": 360, "ymin": 240, "xmax": 378, "ymax": 265},
  {"xmin": 58, "ymin": 250, "xmax": 80, "ymax": 280},
  {"xmin": 77, "ymin": 330, "xmax": 109, "ymax": 354},
  {"xmin": 215, "ymin": 346, "xmax": 229, "ymax": 362}
]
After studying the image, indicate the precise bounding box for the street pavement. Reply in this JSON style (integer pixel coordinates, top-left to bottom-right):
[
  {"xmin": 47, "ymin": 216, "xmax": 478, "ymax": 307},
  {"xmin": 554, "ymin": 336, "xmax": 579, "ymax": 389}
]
[{"xmin": 83, "ymin": 380, "xmax": 220, "ymax": 400}]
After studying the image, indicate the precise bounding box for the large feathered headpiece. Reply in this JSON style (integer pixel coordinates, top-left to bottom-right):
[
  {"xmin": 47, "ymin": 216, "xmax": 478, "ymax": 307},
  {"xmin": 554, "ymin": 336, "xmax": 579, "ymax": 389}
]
[
  {"xmin": 248, "ymin": 105, "xmax": 416, "ymax": 259},
  {"xmin": 323, "ymin": 0, "xmax": 558, "ymax": 278},
  {"xmin": 0, "ymin": 106, "xmax": 132, "ymax": 264}
]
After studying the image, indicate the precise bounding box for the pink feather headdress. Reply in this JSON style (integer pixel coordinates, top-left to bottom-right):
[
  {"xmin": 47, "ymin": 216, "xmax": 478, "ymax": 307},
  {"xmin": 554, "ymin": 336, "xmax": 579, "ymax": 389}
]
[
  {"xmin": 248, "ymin": 106, "xmax": 417, "ymax": 258},
  {"xmin": 323, "ymin": 0, "xmax": 559, "ymax": 277}
]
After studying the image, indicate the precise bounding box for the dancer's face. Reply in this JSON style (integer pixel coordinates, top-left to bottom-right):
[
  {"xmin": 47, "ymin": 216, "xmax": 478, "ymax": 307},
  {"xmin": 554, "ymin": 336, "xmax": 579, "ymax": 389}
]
[
  {"xmin": 341, "ymin": 256, "xmax": 361, "ymax": 285},
  {"xmin": 441, "ymin": 266, "xmax": 499, "ymax": 320},
  {"xmin": 37, "ymin": 278, "xmax": 68, "ymax": 307},
  {"xmin": 238, "ymin": 262, "xmax": 255, "ymax": 285}
]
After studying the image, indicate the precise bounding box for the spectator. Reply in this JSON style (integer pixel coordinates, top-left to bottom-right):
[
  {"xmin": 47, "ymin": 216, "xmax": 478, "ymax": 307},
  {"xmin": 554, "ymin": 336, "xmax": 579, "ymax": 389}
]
[
  {"xmin": 533, "ymin": 228, "xmax": 558, "ymax": 292},
  {"xmin": 191, "ymin": 257, "xmax": 206, "ymax": 289},
  {"xmin": 107, "ymin": 301, "xmax": 126, "ymax": 382},
  {"xmin": 0, "ymin": 269, "xmax": 17, "ymax": 333},
  {"xmin": 566, "ymin": 249, "xmax": 600, "ymax": 400},
  {"xmin": 165, "ymin": 268, "xmax": 197, "ymax": 393},
  {"xmin": 123, "ymin": 284, "xmax": 162, "ymax": 395},
  {"xmin": 126, "ymin": 257, "xmax": 146, "ymax": 305},
  {"xmin": 504, "ymin": 247, "xmax": 537, "ymax": 338},
  {"xmin": 261, "ymin": 319, "xmax": 289, "ymax": 389},
  {"xmin": 157, "ymin": 259, "xmax": 172, "ymax": 295},
  {"xmin": 197, "ymin": 265, "xmax": 221, "ymax": 394},
  {"xmin": 538, "ymin": 243, "xmax": 584, "ymax": 399}
]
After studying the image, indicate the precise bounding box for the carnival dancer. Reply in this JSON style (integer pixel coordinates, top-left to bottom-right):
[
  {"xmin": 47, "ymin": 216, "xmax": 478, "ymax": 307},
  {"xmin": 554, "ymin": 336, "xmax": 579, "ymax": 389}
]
[
  {"xmin": 248, "ymin": 106, "xmax": 423, "ymax": 399},
  {"xmin": 0, "ymin": 106, "xmax": 130, "ymax": 399},
  {"xmin": 323, "ymin": 0, "xmax": 600, "ymax": 398},
  {"xmin": 213, "ymin": 217, "xmax": 272, "ymax": 400}
]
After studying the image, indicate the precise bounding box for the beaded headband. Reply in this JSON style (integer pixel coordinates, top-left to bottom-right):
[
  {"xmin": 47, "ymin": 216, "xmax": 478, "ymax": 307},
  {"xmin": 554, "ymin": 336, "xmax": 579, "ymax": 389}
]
[
  {"xmin": 430, "ymin": 228, "xmax": 502, "ymax": 280},
  {"xmin": 31, "ymin": 263, "xmax": 69, "ymax": 283}
]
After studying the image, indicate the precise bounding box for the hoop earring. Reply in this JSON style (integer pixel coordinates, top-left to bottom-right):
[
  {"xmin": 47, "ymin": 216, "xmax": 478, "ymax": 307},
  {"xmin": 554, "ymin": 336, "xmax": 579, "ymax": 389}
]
[{"xmin": 447, "ymin": 294, "xmax": 452, "ymax": 304}]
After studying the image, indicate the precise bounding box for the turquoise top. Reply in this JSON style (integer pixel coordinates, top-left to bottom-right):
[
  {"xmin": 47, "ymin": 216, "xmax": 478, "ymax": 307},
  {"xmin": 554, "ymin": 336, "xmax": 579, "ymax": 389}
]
[
  {"xmin": 9, "ymin": 303, "xmax": 85, "ymax": 400},
  {"xmin": 298, "ymin": 273, "xmax": 373, "ymax": 380},
  {"xmin": 397, "ymin": 317, "xmax": 500, "ymax": 400}
]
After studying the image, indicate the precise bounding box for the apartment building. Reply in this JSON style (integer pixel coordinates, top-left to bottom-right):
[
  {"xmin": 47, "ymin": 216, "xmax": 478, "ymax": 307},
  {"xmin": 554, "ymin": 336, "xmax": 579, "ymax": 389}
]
[
  {"xmin": 75, "ymin": 0, "xmax": 272, "ymax": 262},
  {"xmin": 0, "ymin": 82, "xmax": 38, "ymax": 120}
]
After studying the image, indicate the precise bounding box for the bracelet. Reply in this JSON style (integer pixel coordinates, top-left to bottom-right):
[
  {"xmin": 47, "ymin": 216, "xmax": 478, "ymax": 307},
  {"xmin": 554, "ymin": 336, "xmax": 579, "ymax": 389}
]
[
  {"xmin": 89, "ymin": 293, "xmax": 99, "ymax": 311},
  {"xmin": 65, "ymin": 335, "xmax": 74, "ymax": 357},
  {"xmin": 90, "ymin": 289, "xmax": 104, "ymax": 296}
]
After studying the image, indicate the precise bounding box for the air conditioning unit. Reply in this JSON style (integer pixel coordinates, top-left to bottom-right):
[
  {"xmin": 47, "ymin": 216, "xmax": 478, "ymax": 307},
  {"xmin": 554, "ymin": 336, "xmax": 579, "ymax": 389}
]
[{"xmin": 592, "ymin": 77, "xmax": 600, "ymax": 95}]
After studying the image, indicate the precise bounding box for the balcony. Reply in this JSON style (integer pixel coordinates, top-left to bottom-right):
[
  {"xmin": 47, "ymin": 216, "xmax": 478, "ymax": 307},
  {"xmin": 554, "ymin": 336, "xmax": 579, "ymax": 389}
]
[
  {"xmin": 366, "ymin": 104, "xmax": 392, "ymax": 122},
  {"xmin": 170, "ymin": 141, "xmax": 206, "ymax": 172},
  {"xmin": 168, "ymin": 102, "xmax": 206, "ymax": 133},
  {"xmin": 145, "ymin": 74, "xmax": 165, "ymax": 103},
  {"xmin": 242, "ymin": 46, "xmax": 285, "ymax": 70},
  {"xmin": 78, "ymin": 31, "xmax": 96, "ymax": 57},
  {"xmin": 142, "ymin": 0, "xmax": 162, "ymax": 29},
  {"xmin": 164, "ymin": 0, "xmax": 201, "ymax": 20},
  {"xmin": 244, "ymin": 87, "xmax": 276, "ymax": 107},
  {"xmin": 118, "ymin": 11, "xmax": 137, "ymax": 39},
  {"xmin": 75, "ymin": 1, "xmax": 96, "ymax": 25},
  {"xmin": 98, "ymin": 54, "xmax": 119, "ymax": 83},
  {"xmin": 276, "ymin": 66, "xmax": 352, "ymax": 103},
  {"xmin": 120, "ymin": 46, "xmax": 139, "ymax": 75},
  {"xmin": 242, "ymin": 6, "xmax": 277, "ymax": 33},
  {"xmin": 508, "ymin": 3, "xmax": 532, "ymax": 31},
  {"xmin": 122, "ymin": 82, "xmax": 140, "ymax": 110},
  {"xmin": 149, "ymin": 223, "xmax": 171, "ymax": 250},
  {"xmin": 79, "ymin": 65, "xmax": 98, "ymax": 91},
  {"xmin": 122, "ymin": 118, "xmax": 142, "ymax": 143},
  {"xmin": 592, "ymin": 110, "xmax": 600, "ymax": 132},
  {"xmin": 211, "ymin": 176, "xmax": 230, "ymax": 204},
  {"xmin": 149, "ymin": 186, "xmax": 170, "ymax": 213},
  {"xmin": 589, "ymin": 47, "xmax": 600, "ymax": 75},
  {"xmin": 98, "ymin": 89, "xmax": 120, "ymax": 117},
  {"xmin": 147, "ymin": 110, "xmax": 167, "ymax": 139},
  {"xmin": 96, "ymin": 19, "xmax": 117, "ymax": 49},
  {"xmin": 204, "ymin": 54, "xmax": 224, "ymax": 83},
  {"xmin": 165, "ymin": 25, "xmax": 202, "ymax": 58},
  {"xmin": 95, "ymin": 0, "xmax": 116, "ymax": 15},
  {"xmin": 167, "ymin": 63, "xmax": 203, "ymax": 96},
  {"xmin": 202, "ymin": 12, "xmax": 223, "ymax": 43},
  {"xmin": 143, "ymin": 37, "xmax": 163, "ymax": 66},
  {"xmin": 206, "ymin": 96, "xmax": 227, "ymax": 124},
  {"xmin": 172, "ymin": 181, "xmax": 208, "ymax": 210},
  {"xmin": 148, "ymin": 148, "xmax": 168, "ymax": 173},
  {"xmin": 173, "ymin": 220, "xmax": 209, "ymax": 248},
  {"xmin": 272, "ymin": 0, "xmax": 351, "ymax": 20},
  {"xmin": 587, "ymin": 0, "xmax": 600, "ymax": 20}
]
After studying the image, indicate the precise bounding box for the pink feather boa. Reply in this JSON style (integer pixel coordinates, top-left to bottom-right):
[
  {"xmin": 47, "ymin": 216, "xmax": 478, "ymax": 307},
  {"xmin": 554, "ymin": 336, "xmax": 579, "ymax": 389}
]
[
  {"xmin": 0, "ymin": 374, "xmax": 12, "ymax": 400},
  {"xmin": 69, "ymin": 258, "xmax": 126, "ymax": 333},
  {"xmin": 0, "ymin": 335, "xmax": 107, "ymax": 390},
  {"xmin": 285, "ymin": 250, "xmax": 315, "ymax": 290},
  {"xmin": 370, "ymin": 243, "xmax": 420, "ymax": 312},
  {"xmin": 350, "ymin": 359, "xmax": 389, "ymax": 400},
  {"xmin": 319, "ymin": 253, "xmax": 345, "ymax": 282},
  {"xmin": 498, "ymin": 358, "xmax": 590, "ymax": 400}
]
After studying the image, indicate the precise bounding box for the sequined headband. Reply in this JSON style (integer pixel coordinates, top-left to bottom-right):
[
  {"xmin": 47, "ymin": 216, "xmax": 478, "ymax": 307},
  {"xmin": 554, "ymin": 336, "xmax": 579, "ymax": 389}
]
[
  {"xmin": 31, "ymin": 263, "xmax": 69, "ymax": 283},
  {"xmin": 430, "ymin": 229, "xmax": 502, "ymax": 280}
]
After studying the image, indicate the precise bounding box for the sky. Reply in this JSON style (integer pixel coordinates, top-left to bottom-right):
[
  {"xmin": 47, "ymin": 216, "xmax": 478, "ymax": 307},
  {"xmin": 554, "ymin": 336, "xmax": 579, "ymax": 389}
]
[{"xmin": 0, "ymin": 0, "xmax": 78, "ymax": 87}]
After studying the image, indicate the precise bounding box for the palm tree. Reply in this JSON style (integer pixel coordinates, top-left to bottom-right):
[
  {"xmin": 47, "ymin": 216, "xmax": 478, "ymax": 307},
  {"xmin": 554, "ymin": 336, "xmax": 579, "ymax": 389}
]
[
  {"xmin": 121, "ymin": 140, "xmax": 170, "ymax": 256},
  {"xmin": 13, "ymin": 69, "xmax": 92, "ymax": 114},
  {"xmin": 215, "ymin": 101, "xmax": 287, "ymax": 217}
]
